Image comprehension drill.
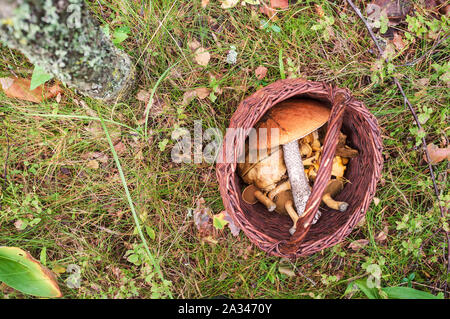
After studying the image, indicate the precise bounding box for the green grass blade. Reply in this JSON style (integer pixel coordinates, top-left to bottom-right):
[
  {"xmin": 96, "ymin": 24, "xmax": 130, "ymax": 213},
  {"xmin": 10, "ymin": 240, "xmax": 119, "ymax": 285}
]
[{"xmin": 96, "ymin": 105, "xmax": 173, "ymax": 299}]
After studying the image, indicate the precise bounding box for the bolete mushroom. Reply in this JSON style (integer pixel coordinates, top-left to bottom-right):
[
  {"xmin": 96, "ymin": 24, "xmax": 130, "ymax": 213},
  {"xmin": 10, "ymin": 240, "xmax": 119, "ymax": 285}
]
[
  {"xmin": 255, "ymin": 99, "xmax": 331, "ymax": 219},
  {"xmin": 238, "ymin": 144, "xmax": 286, "ymax": 192},
  {"xmin": 242, "ymin": 184, "xmax": 276, "ymax": 212},
  {"xmin": 322, "ymin": 179, "xmax": 349, "ymax": 212}
]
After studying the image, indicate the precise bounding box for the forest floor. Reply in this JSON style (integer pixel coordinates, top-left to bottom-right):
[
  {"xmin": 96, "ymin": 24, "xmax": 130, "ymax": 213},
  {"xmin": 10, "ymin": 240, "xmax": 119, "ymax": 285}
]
[{"xmin": 0, "ymin": 0, "xmax": 449, "ymax": 299}]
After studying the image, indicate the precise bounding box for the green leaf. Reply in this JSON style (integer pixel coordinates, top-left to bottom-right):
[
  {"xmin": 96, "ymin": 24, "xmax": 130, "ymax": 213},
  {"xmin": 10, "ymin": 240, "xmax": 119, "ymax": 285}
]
[
  {"xmin": 0, "ymin": 247, "xmax": 62, "ymax": 298},
  {"xmin": 213, "ymin": 214, "xmax": 229, "ymax": 230},
  {"xmin": 271, "ymin": 24, "xmax": 281, "ymax": 33},
  {"xmin": 352, "ymin": 279, "xmax": 381, "ymax": 299},
  {"xmin": 158, "ymin": 139, "xmax": 169, "ymax": 151},
  {"xmin": 382, "ymin": 287, "xmax": 443, "ymax": 299},
  {"xmin": 113, "ymin": 26, "xmax": 131, "ymax": 45},
  {"xmin": 145, "ymin": 226, "xmax": 156, "ymax": 240},
  {"xmin": 30, "ymin": 66, "xmax": 53, "ymax": 91}
]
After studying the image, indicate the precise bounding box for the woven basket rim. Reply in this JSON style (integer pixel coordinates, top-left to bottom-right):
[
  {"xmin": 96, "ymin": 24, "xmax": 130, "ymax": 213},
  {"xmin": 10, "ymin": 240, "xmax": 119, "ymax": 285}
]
[{"xmin": 216, "ymin": 79, "xmax": 383, "ymax": 258}]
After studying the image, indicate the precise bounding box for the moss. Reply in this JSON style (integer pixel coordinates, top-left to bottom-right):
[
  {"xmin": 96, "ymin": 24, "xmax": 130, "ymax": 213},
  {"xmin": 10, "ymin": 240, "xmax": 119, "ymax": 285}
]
[{"xmin": 0, "ymin": 0, "xmax": 134, "ymax": 101}]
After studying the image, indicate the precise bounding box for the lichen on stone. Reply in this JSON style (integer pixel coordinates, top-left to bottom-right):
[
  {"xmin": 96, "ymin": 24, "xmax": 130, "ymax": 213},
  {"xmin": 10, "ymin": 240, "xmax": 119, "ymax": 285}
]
[{"xmin": 0, "ymin": 0, "xmax": 135, "ymax": 101}]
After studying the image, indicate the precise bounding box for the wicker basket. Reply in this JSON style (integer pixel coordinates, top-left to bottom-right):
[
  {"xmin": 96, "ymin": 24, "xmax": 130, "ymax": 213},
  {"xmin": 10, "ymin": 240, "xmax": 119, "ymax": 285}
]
[{"xmin": 216, "ymin": 79, "xmax": 383, "ymax": 259}]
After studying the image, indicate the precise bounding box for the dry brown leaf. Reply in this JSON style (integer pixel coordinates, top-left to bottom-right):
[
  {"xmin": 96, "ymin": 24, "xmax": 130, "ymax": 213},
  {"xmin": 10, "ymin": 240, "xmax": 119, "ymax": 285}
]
[
  {"xmin": 315, "ymin": 4, "xmax": 325, "ymax": 17},
  {"xmin": 375, "ymin": 226, "xmax": 388, "ymax": 243},
  {"xmin": 270, "ymin": 0, "xmax": 289, "ymax": 9},
  {"xmin": 86, "ymin": 160, "xmax": 99, "ymax": 169},
  {"xmin": 136, "ymin": 89, "xmax": 150, "ymax": 102},
  {"xmin": 188, "ymin": 39, "xmax": 201, "ymax": 51},
  {"xmin": 195, "ymin": 87, "xmax": 210, "ymax": 99},
  {"xmin": 114, "ymin": 141, "xmax": 127, "ymax": 155},
  {"xmin": 0, "ymin": 77, "xmax": 62, "ymax": 103},
  {"xmin": 194, "ymin": 47, "xmax": 211, "ymax": 66},
  {"xmin": 373, "ymin": 197, "xmax": 380, "ymax": 206},
  {"xmin": 201, "ymin": 0, "xmax": 210, "ymax": 8},
  {"xmin": 193, "ymin": 198, "xmax": 217, "ymax": 243},
  {"xmin": 425, "ymin": 143, "xmax": 450, "ymax": 164},
  {"xmin": 260, "ymin": 0, "xmax": 289, "ymax": 18},
  {"xmin": 221, "ymin": 0, "xmax": 239, "ymax": 9},
  {"xmin": 182, "ymin": 90, "xmax": 197, "ymax": 106},
  {"xmin": 255, "ymin": 66, "xmax": 268, "ymax": 80},
  {"xmin": 348, "ymin": 239, "xmax": 369, "ymax": 251},
  {"xmin": 392, "ymin": 32, "xmax": 406, "ymax": 50},
  {"xmin": 278, "ymin": 266, "xmax": 296, "ymax": 277},
  {"xmin": 367, "ymin": 0, "xmax": 413, "ymax": 26}
]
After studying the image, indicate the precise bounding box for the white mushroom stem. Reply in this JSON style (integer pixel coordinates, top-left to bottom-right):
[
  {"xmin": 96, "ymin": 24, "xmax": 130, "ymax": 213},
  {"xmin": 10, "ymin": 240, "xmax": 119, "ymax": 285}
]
[{"xmin": 282, "ymin": 140, "xmax": 311, "ymax": 218}]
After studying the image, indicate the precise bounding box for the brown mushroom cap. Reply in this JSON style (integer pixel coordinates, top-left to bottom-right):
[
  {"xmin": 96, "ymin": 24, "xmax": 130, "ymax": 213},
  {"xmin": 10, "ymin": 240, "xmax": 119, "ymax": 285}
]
[
  {"xmin": 241, "ymin": 184, "xmax": 259, "ymax": 204},
  {"xmin": 254, "ymin": 99, "xmax": 330, "ymax": 150}
]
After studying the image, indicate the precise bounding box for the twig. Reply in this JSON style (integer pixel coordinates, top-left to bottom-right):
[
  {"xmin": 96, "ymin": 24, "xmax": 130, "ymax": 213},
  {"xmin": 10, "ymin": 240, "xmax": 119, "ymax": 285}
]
[
  {"xmin": 0, "ymin": 130, "xmax": 10, "ymax": 211},
  {"xmin": 395, "ymin": 33, "xmax": 450, "ymax": 67},
  {"xmin": 346, "ymin": 0, "xmax": 450, "ymax": 297}
]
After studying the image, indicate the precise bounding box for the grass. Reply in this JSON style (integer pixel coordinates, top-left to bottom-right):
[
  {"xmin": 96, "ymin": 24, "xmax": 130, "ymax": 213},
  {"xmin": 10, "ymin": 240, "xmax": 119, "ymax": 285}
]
[{"xmin": 0, "ymin": 0, "xmax": 449, "ymax": 299}]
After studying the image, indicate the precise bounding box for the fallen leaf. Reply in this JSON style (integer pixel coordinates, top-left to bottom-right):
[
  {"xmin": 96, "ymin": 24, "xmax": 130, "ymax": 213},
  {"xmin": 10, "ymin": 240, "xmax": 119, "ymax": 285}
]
[
  {"xmin": 0, "ymin": 77, "xmax": 62, "ymax": 103},
  {"xmin": 86, "ymin": 160, "xmax": 99, "ymax": 169},
  {"xmin": 270, "ymin": 0, "xmax": 289, "ymax": 8},
  {"xmin": 136, "ymin": 90, "xmax": 165, "ymax": 118},
  {"xmin": 188, "ymin": 39, "xmax": 201, "ymax": 51},
  {"xmin": 221, "ymin": 0, "xmax": 239, "ymax": 9},
  {"xmin": 373, "ymin": 197, "xmax": 380, "ymax": 206},
  {"xmin": 114, "ymin": 141, "xmax": 127, "ymax": 155},
  {"xmin": 349, "ymin": 239, "xmax": 369, "ymax": 251},
  {"xmin": 182, "ymin": 90, "xmax": 197, "ymax": 106},
  {"xmin": 392, "ymin": 32, "xmax": 406, "ymax": 50},
  {"xmin": 136, "ymin": 89, "xmax": 150, "ymax": 102},
  {"xmin": 315, "ymin": 4, "xmax": 325, "ymax": 18},
  {"xmin": 222, "ymin": 210, "xmax": 240, "ymax": 237},
  {"xmin": 255, "ymin": 66, "xmax": 268, "ymax": 80},
  {"xmin": 260, "ymin": 0, "xmax": 289, "ymax": 18},
  {"xmin": 194, "ymin": 47, "xmax": 211, "ymax": 66},
  {"xmin": 52, "ymin": 265, "xmax": 66, "ymax": 275},
  {"xmin": 278, "ymin": 266, "xmax": 296, "ymax": 277},
  {"xmin": 193, "ymin": 198, "xmax": 215, "ymax": 240},
  {"xmin": 195, "ymin": 87, "xmax": 210, "ymax": 99},
  {"xmin": 201, "ymin": 0, "xmax": 210, "ymax": 8},
  {"xmin": 366, "ymin": 0, "xmax": 413, "ymax": 26},
  {"xmin": 375, "ymin": 226, "xmax": 388, "ymax": 243},
  {"xmin": 424, "ymin": 143, "xmax": 450, "ymax": 164},
  {"xmin": 213, "ymin": 212, "xmax": 229, "ymax": 230}
]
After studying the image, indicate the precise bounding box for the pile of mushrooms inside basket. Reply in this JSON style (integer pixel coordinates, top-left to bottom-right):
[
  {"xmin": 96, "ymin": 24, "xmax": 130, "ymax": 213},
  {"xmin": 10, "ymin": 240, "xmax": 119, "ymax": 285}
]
[{"xmin": 238, "ymin": 98, "xmax": 359, "ymax": 235}]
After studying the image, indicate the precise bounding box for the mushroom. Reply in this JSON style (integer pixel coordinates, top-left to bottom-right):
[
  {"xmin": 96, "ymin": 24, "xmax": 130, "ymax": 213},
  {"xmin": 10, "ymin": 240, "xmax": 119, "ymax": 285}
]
[
  {"xmin": 273, "ymin": 190, "xmax": 299, "ymax": 235},
  {"xmin": 242, "ymin": 184, "xmax": 276, "ymax": 212},
  {"xmin": 255, "ymin": 99, "xmax": 331, "ymax": 219},
  {"xmin": 322, "ymin": 179, "xmax": 349, "ymax": 212},
  {"xmin": 238, "ymin": 144, "xmax": 286, "ymax": 192},
  {"xmin": 331, "ymin": 156, "xmax": 346, "ymax": 178},
  {"xmin": 274, "ymin": 189, "xmax": 322, "ymax": 235}
]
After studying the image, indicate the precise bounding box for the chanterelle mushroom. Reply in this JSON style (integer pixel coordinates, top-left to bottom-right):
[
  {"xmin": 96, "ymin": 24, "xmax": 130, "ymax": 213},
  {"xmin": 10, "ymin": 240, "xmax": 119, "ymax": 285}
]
[{"xmin": 255, "ymin": 99, "xmax": 331, "ymax": 219}]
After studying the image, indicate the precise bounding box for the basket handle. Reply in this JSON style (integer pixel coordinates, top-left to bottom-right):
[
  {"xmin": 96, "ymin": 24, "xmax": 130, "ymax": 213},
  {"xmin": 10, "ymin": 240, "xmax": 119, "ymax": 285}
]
[{"xmin": 280, "ymin": 88, "xmax": 351, "ymax": 255}]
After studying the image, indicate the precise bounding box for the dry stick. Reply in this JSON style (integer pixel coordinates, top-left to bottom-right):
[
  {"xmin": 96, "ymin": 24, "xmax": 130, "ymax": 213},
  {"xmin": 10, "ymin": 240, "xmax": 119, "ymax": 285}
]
[
  {"xmin": 395, "ymin": 33, "xmax": 450, "ymax": 67},
  {"xmin": 345, "ymin": 0, "xmax": 450, "ymax": 296}
]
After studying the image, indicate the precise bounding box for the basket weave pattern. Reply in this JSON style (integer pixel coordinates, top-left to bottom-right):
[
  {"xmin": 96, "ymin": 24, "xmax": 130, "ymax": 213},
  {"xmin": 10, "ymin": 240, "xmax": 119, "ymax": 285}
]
[{"xmin": 216, "ymin": 79, "xmax": 383, "ymax": 259}]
